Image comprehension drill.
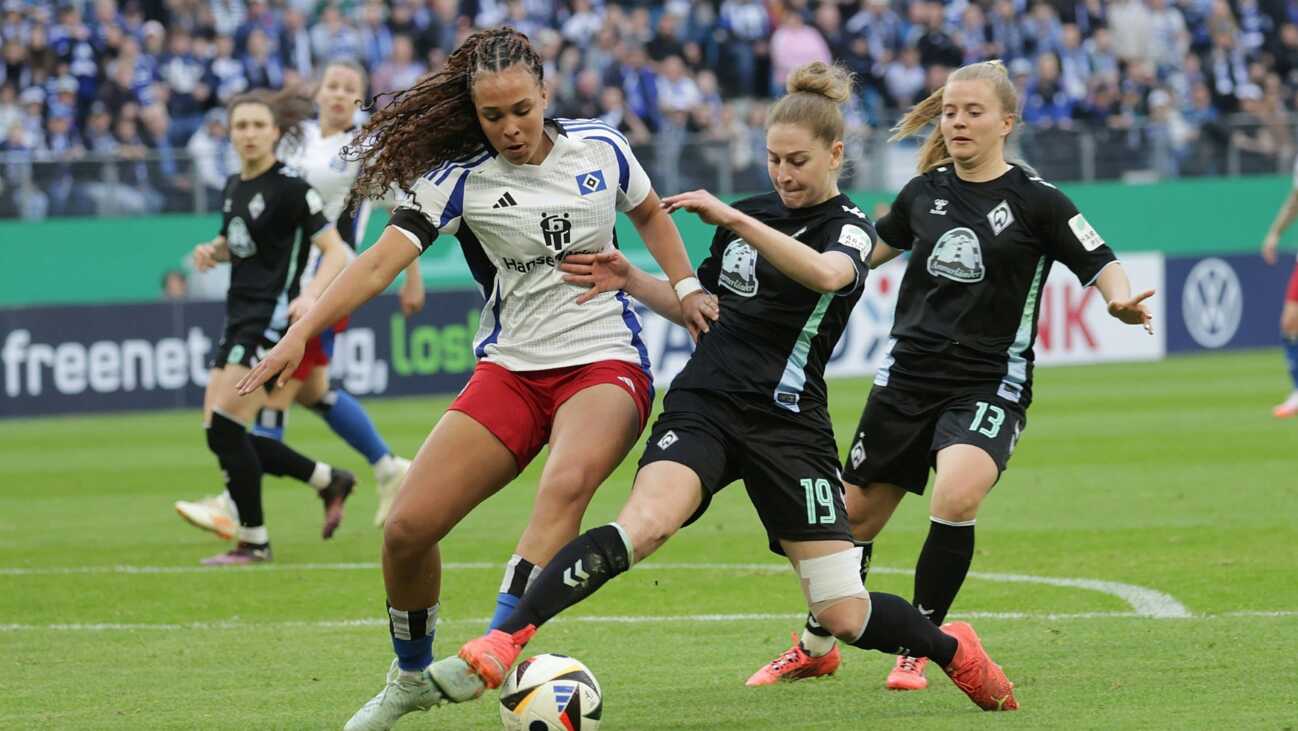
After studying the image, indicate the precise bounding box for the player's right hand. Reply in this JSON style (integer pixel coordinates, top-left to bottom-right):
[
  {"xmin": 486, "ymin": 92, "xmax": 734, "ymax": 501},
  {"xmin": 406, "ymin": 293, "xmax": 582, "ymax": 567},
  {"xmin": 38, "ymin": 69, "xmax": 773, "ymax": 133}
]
[
  {"xmin": 560, "ymin": 250, "xmax": 630, "ymax": 304},
  {"xmin": 1262, "ymin": 232, "xmax": 1279, "ymax": 265},
  {"xmin": 680, "ymin": 290, "xmax": 720, "ymax": 340},
  {"xmin": 193, "ymin": 243, "xmax": 219, "ymax": 272},
  {"xmin": 236, "ymin": 333, "xmax": 306, "ymax": 394}
]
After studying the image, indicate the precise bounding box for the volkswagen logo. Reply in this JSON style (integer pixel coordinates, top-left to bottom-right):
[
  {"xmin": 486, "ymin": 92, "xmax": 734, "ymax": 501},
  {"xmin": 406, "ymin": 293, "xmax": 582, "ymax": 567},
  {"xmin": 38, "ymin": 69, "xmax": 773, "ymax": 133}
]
[{"xmin": 1182, "ymin": 258, "xmax": 1242, "ymax": 349}]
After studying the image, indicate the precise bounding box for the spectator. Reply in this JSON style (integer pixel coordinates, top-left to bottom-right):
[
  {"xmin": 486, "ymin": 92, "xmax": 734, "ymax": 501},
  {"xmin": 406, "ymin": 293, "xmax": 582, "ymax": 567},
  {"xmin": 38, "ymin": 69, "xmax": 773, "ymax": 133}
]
[
  {"xmin": 160, "ymin": 27, "xmax": 209, "ymax": 145},
  {"xmin": 1023, "ymin": 53, "xmax": 1077, "ymax": 127},
  {"xmin": 279, "ymin": 7, "xmax": 313, "ymax": 78},
  {"xmin": 884, "ymin": 46, "xmax": 926, "ymax": 108},
  {"xmin": 206, "ymin": 34, "xmax": 247, "ymax": 104},
  {"xmin": 186, "ymin": 107, "xmax": 235, "ymax": 210},
  {"xmin": 242, "ymin": 27, "xmax": 285, "ymax": 90},
  {"xmin": 370, "ymin": 33, "xmax": 424, "ymax": 102},
  {"xmin": 235, "ymin": 0, "xmax": 279, "ymax": 56},
  {"xmin": 603, "ymin": 43, "xmax": 659, "ymax": 132},
  {"xmin": 357, "ymin": 0, "xmax": 393, "ymax": 71},
  {"xmin": 561, "ymin": 0, "xmax": 602, "ymax": 47},
  {"xmin": 556, "ymin": 68, "xmax": 602, "ymax": 120},
  {"xmin": 1058, "ymin": 24, "xmax": 1092, "ymax": 100},
  {"xmin": 311, "ymin": 4, "xmax": 361, "ymax": 66},
  {"xmin": 769, "ymin": 5, "xmax": 831, "ymax": 96},
  {"xmin": 718, "ymin": 0, "xmax": 771, "ymax": 97},
  {"xmin": 1109, "ymin": 0, "xmax": 1155, "ymax": 63},
  {"xmin": 916, "ymin": 1, "xmax": 963, "ymax": 69},
  {"xmin": 597, "ymin": 84, "xmax": 652, "ymax": 145},
  {"xmin": 0, "ymin": 83, "xmax": 18, "ymax": 133},
  {"xmin": 658, "ymin": 55, "xmax": 702, "ymax": 116},
  {"xmin": 81, "ymin": 101, "xmax": 116, "ymax": 152},
  {"xmin": 415, "ymin": 0, "xmax": 459, "ymax": 59},
  {"xmin": 1147, "ymin": 0, "xmax": 1190, "ymax": 73},
  {"xmin": 647, "ymin": 10, "xmax": 685, "ymax": 63}
]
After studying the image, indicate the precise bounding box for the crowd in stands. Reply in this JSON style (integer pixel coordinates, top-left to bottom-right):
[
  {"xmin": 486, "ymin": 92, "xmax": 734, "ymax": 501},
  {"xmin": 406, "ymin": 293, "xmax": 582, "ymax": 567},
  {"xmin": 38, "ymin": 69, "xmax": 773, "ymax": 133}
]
[{"xmin": 1, "ymin": 0, "xmax": 1295, "ymax": 218}]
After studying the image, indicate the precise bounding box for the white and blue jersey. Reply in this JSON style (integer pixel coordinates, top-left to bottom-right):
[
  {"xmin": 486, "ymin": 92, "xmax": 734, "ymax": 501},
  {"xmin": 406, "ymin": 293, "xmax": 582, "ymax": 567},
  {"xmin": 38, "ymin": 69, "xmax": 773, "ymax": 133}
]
[
  {"xmin": 389, "ymin": 118, "xmax": 653, "ymax": 373},
  {"xmin": 279, "ymin": 120, "xmax": 368, "ymax": 289}
]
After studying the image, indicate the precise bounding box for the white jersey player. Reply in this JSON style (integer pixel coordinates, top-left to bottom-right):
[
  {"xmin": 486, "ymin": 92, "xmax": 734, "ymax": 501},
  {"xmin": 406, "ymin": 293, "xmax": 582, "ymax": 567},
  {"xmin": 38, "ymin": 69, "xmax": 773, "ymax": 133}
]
[{"xmin": 234, "ymin": 28, "xmax": 718, "ymax": 731}]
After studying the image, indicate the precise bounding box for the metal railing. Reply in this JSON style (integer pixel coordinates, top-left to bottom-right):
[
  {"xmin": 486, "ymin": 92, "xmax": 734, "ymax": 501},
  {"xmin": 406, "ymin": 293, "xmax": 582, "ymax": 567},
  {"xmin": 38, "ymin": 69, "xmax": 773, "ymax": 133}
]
[{"xmin": 0, "ymin": 114, "xmax": 1290, "ymax": 221}]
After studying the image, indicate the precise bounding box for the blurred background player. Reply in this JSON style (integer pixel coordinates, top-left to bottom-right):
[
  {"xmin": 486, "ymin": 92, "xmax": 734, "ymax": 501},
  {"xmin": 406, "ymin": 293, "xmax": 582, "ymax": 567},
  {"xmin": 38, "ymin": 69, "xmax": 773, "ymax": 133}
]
[
  {"xmin": 175, "ymin": 59, "xmax": 419, "ymax": 535},
  {"xmin": 445, "ymin": 62, "xmax": 1019, "ymax": 722},
  {"xmin": 749, "ymin": 60, "xmax": 1154, "ymax": 692},
  {"xmin": 235, "ymin": 28, "xmax": 715, "ymax": 729},
  {"xmin": 1260, "ymin": 162, "xmax": 1298, "ymax": 418},
  {"xmin": 188, "ymin": 88, "xmax": 354, "ymax": 565}
]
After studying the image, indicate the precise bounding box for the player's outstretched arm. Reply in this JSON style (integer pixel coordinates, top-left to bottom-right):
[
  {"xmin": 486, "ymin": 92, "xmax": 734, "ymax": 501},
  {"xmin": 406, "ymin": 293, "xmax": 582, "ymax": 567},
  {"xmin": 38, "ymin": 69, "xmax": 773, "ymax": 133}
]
[
  {"xmin": 560, "ymin": 251, "xmax": 717, "ymax": 330},
  {"xmin": 288, "ymin": 226, "xmax": 349, "ymax": 321},
  {"xmin": 1094, "ymin": 262, "xmax": 1155, "ymax": 334},
  {"xmin": 663, "ymin": 189, "xmax": 857, "ymax": 293},
  {"xmin": 237, "ymin": 227, "xmax": 417, "ymax": 394},
  {"xmin": 627, "ymin": 190, "xmax": 715, "ymax": 338}
]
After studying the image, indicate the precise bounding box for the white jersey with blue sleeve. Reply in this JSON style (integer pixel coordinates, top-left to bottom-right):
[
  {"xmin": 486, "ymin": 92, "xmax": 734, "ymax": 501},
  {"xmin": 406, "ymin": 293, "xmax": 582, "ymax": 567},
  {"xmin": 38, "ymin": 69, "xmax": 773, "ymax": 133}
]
[{"xmin": 388, "ymin": 119, "xmax": 654, "ymax": 373}]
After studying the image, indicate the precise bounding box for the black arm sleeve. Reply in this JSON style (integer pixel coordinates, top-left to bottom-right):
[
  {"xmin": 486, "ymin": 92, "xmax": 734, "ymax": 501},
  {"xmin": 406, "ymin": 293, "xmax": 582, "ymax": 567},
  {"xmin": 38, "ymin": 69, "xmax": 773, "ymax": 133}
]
[
  {"xmin": 389, "ymin": 207, "xmax": 440, "ymax": 253},
  {"xmin": 822, "ymin": 218, "xmax": 876, "ymax": 296}
]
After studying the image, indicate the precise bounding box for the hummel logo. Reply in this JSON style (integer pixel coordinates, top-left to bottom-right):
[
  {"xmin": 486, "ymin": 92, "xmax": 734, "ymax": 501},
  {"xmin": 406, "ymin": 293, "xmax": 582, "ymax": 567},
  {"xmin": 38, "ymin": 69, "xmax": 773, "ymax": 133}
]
[
  {"xmin": 492, "ymin": 191, "xmax": 518, "ymax": 209},
  {"xmin": 562, "ymin": 559, "xmax": 591, "ymax": 588}
]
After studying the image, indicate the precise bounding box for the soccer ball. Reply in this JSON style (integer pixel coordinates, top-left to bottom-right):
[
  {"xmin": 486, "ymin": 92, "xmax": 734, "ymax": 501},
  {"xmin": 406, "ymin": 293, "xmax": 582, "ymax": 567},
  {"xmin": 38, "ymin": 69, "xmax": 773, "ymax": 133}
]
[{"xmin": 498, "ymin": 653, "xmax": 603, "ymax": 731}]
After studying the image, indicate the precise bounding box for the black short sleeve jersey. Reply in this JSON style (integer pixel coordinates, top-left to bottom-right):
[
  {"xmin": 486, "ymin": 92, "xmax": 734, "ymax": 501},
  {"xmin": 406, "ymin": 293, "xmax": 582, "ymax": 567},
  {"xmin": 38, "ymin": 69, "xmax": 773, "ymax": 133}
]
[
  {"xmin": 873, "ymin": 165, "xmax": 1118, "ymax": 404},
  {"xmin": 672, "ymin": 192, "xmax": 874, "ymax": 414},
  {"xmin": 219, "ymin": 161, "xmax": 331, "ymax": 335}
]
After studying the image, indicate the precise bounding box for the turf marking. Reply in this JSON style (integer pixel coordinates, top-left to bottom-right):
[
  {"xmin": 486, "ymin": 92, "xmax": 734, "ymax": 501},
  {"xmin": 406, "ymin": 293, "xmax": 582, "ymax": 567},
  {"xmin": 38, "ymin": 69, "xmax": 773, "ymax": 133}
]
[{"xmin": 0, "ymin": 561, "xmax": 1192, "ymax": 618}]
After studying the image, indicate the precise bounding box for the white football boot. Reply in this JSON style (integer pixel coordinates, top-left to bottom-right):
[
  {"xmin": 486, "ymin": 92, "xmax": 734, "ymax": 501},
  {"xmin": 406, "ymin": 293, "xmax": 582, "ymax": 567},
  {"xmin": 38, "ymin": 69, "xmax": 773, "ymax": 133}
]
[
  {"xmin": 174, "ymin": 492, "xmax": 239, "ymax": 540},
  {"xmin": 372, "ymin": 456, "xmax": 411, "ymax": 527}
]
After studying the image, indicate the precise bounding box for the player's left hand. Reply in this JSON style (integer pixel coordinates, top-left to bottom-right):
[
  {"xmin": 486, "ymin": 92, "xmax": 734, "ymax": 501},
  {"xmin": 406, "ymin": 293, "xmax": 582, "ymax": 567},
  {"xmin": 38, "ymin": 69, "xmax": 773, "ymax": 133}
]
[
  {"xmin": 1108, "ymin": 289, "xmax": 1156, "ymax": 334},
  {"xmin": 561, "ymin": 250, "xmax": 631, "ymax": 304},
  {"xmin": 286, "ymin": 294, "xmax": 315, "ymax": 323},
  {"xmin": 399, "ymin": 275, "xmax": 426, "ymax": 316},
  {"xmin": 661, "ymin": 190, "xmax": 740, "ymax": 227}
]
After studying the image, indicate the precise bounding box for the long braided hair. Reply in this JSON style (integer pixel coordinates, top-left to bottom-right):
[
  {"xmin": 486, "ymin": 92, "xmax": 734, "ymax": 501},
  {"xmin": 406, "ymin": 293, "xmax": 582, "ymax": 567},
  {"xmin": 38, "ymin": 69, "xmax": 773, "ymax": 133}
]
[{"xmin": 346, "ymin": 28, "xmax": 544, "ymax": 201}]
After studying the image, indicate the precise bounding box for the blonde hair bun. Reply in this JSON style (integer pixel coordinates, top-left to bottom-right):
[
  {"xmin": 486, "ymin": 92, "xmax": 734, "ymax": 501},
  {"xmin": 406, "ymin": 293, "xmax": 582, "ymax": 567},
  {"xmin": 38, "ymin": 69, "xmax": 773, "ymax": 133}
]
[{"xmin": 786, "ymin": 62, "xmax": 853, "ymax": 104}]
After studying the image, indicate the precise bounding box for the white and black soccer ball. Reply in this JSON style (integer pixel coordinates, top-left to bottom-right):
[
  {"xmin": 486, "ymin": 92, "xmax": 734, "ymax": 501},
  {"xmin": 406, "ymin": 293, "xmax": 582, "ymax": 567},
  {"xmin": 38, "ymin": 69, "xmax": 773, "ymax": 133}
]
[{"xmin": 498, "ymin": 653, "xmax": 603, "ymax": 731}]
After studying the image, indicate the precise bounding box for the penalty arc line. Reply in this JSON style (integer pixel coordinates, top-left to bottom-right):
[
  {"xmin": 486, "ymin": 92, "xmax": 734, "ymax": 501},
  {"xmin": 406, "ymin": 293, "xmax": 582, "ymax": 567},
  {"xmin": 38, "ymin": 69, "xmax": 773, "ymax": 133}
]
[{"xmin": 0, "ymin": 561, "xmax": 1191, "ymax": 618}]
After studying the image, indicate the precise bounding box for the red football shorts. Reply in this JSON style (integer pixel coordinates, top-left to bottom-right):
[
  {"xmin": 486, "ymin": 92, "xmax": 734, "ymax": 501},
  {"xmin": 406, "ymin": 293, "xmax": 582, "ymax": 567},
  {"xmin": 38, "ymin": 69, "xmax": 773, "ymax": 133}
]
[
  {"xmin": 1286, "ymin": 261, "xmax": 1298, "ymax": 304},
  {"xmin": 449, "ymin": 359, "xmax": 654, "ymax": 471},
  {"xmin": 291, "ymin": 317, "xmax": 350, "ymax": 381}
]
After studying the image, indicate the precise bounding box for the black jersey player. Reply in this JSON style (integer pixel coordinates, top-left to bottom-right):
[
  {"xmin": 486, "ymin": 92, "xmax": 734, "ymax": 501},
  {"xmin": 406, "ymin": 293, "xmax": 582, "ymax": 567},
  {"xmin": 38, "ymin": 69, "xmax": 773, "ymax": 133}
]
[
  {"xmin": 436, "ymin": 63, "xmax": 1020, "ymax": 722},
  {"xmin": 753, "ymin": 60, "xmax": 1155, "ymax": 691},
  {"xmin": 187, "ymin": 89, "xmax": 353, "ymax": 565}
]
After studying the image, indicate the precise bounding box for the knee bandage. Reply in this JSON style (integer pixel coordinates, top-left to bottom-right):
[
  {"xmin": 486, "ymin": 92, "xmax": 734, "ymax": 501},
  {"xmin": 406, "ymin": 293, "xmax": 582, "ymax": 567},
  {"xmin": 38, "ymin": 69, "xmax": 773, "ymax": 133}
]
[{"xmin": 798, "ymin": 546, "xmax": 868, "ymax": 615}]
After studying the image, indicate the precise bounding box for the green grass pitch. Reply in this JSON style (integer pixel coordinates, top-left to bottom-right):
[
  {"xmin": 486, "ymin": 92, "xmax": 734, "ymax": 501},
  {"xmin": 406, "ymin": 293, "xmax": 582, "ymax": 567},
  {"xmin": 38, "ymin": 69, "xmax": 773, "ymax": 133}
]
[{"xmin": 2, "ymin": 349, "xmax": 1296, "ymax": 729}]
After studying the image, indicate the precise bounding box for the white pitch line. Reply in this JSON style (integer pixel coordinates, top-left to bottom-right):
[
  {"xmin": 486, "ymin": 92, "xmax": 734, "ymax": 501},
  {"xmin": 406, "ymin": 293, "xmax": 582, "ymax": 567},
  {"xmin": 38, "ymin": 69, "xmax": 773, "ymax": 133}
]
[
  {"xmin": 2, "ymin": 610, "xmax": 1293, "ymax": 634},
  {"xmin": 0, "ymin": 560, "xmax": 1193, "ymax": 619}
]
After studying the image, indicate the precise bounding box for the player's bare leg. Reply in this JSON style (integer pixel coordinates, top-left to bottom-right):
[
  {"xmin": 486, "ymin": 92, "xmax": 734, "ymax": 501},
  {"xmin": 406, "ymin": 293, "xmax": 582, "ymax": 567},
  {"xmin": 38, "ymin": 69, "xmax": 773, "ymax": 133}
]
[
  {"xmin": 487, "ymin": 383, "xmax": 641, "ymax": 630},
  {"xmin": 345, "ymin": 411, "xmax": 518, "ymax": 730}
]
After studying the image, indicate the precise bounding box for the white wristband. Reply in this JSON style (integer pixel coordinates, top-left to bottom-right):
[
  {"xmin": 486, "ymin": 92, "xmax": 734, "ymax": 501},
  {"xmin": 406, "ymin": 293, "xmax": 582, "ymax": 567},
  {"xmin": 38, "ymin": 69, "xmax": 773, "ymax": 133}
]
[{"xmin": 673, "ymin": 276, "xmax": 703, "ymax": 300}]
